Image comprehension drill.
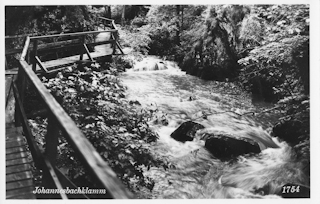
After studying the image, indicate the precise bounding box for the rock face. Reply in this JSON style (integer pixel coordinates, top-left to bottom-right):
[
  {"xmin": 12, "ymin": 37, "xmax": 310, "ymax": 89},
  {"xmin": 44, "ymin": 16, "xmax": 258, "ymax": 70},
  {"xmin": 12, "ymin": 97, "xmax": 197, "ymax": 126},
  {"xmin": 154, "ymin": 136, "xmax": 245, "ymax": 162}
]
[
  {"xmin": 170, "ymin": 121, "xmax": 205, "ymax": 142},
  {"xmin": 272, "ymin": 120, "xmax": 307, "ymax": 146},
  {"xmin": 203, "ymin": 133, "xmax": 261, "ymax": 160}
]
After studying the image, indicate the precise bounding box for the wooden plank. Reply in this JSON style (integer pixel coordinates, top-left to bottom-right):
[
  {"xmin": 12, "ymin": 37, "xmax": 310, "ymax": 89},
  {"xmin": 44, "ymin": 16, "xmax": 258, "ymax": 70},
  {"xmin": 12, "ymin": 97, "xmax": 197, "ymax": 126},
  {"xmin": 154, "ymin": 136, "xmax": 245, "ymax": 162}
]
[
  {"xmin": 42, "ymin": 48, "xmax": 113, "ymax": 69},
  {"xmin": 6, "ymin": 151, "xmax": 29, "ymax": 161},
  {"xmin": 32, "ymin": 40, "xmax": 38, "ymax": 72},
  {"xmin": 38, "ymin": 43, "xmax": 83, "ymax": 56},
  {"xmin": 6, "ymin": 186, "xmax": 35, "ymax": 198},
  {"xmin": 6, "ymin": 126, "xmax": 23, "ymax": 135},
  {"xmin": 80, "ymin": 36, "xmax": 85, "ymax": 60},
  {"xmin": 42, "ymin": 159, "xmax": 68, "ymax": 199},
  {"xmin": 87, "ymin": 39, "xmax": 114, "ymax": 47},
  {"xmin": 5, "ymin": 56, "xmax": 9, "ymax": 69},
  {"xmin": 45, "ymin": 115, "xmax": 59, "ymax": 165},
  {"xmin": 5, "ymin": 30, "xmax": 72, "ymax": 39},
  {"xmin": 15, "ymin": 68, "xmax": 26, "ymax": 126},
  {"xmin": 35, "ymin": 56, "xmax": 48, "ymax": 73},
  {"xmin": 5, "ymin": 70, "xmax": 19, "ymax": 75},
  {"xmin": 6, "ymin": 179, "xmax": 34, "ymax": 191},
  {"xmin": 99, "ymin": 17, "xmax": 113, "ymax": 22},
  {"xmin": 116, "ymin": 41, "xmax": 124, "ymax": 55},
  {"xmin": 54, "ymin": 167, "xmax": 89, "ymax": 199},
  {"xmin": 6, "ymin": 136, "xmax": 26, "ymax": 144},
  {"xmin": 5, "ymin": 39, "xmax": 80, "ymax": 55},
  {"xmin": 6, "ymin": 139, "xmax": 26, "ymax": 149},
  {"xmin": 5, "ymin": 76, "xmax": 13, "ymax": 106},
  {"xmin": 20, "ymin": 36, "xmax": 30, "ymax": 60},
  {"xmin": 83, "ymin": 44, "xmax": 94, "ymax": 61},
  {"xmin": 6, "ymin": 171, "xmax": 33, "ymax": 182},
  {"xmin": 6, "ymin": 157, "xmax": 31, "ymax": 167},
  {"xmin": 38, "ymin": 39, "xmax": 80, "ymax": 51},
  {"xmin": 19, "ymin": 59, "xmax": 134, "ymax": 198},
  {"xmin": 6, "ymin": 81, "xmax": 16, "ymax": 124},
  {"xmin": 30, "ymin": 29, "xmax": 117, "ymax": 40},
  {"xmin": 6, "ymin": 164, "xmax": 32, "ymax": 175},
  {"xmin": 6, "ymin": 146, "xmax": 27, "ymax": 155}
]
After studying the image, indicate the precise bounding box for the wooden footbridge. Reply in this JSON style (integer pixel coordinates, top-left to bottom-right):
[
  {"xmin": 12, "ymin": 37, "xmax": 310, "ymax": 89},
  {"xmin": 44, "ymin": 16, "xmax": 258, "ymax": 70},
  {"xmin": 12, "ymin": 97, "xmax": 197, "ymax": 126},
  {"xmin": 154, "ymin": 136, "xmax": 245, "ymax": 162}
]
[{"xmin": 5, "ymin": 17, "xmax": 133, "ymax": 199}]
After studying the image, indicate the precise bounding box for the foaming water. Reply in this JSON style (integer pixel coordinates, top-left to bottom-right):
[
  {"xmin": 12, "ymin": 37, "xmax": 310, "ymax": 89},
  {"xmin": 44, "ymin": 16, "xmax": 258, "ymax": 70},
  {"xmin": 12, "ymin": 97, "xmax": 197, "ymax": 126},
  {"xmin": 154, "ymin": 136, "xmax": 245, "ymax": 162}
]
[{"xmin": 120, "ymin": 60, "xmax": 308, "ymax": 198}]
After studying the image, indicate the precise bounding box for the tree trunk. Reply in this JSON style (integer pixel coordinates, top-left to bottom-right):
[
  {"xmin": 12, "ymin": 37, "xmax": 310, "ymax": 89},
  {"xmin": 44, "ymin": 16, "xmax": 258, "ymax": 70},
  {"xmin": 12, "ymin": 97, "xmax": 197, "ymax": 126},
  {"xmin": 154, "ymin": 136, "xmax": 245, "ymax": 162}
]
[
  {"xmin": 121, "ymin": 5, "xmax": 126, "ymax": 26},
  {"xmin": 104, "ymin": 6, "xmax": 111, "ymax": 19},
  {"xmin": 175, "ymin": 5, "xmax": 180, "ymax": 45}
]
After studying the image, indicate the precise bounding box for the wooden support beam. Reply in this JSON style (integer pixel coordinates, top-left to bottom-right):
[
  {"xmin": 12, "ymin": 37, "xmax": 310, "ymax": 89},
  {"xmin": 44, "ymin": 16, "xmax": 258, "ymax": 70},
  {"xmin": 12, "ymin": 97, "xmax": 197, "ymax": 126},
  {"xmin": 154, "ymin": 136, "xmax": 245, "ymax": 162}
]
[
  {"xmin": 42, "ymin": 158, "xmax": 68, "ymax": 199},
  {"xmin": 79, "ymin": 36, "xmax": 85, "ymax": 61},
  {"xmin": 32, "ymin": 40, "xmax": 38, "ymax": 72},
  {"xmin": 45, "ymin": 115, "xmax": 59, "ymax": 165},
  {"xmin": 35, "ymin": 56, "xmax": 49, "ymax": 73},
  {"xmin": 6, "ymin": 39, "xmax": 81, "ymax": 56},
  {"xmin": 14, "ymin": 69, "xmax": 26, "ymax": 127},
  {"xmin": 30, "ymin": 29, "xmax": 117, "ymax": 40},
  {"xmin": 116, "ymin": 41, "xmax": 124, "ymax": 55},
  {"xmin": 5, "ymin": 56, "xmax": 9, "ymax": 69},
  {"xmin": 20, "ymin": 37, "xmax": 30, "ymax": 61},
  {"xmin": 83, "ymin": 44, "xmax": 94, "ymax": 61},
  {"xmin": 54, "ymin": 167, "xmax": 89, "ymax": 199}
]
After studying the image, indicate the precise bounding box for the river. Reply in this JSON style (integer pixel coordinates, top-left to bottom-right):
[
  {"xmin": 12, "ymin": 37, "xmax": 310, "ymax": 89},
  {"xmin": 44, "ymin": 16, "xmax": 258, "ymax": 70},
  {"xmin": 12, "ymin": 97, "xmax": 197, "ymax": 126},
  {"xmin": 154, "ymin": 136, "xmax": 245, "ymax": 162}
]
[{"xmin": 119, "ymin": 57, "xmax": 309, "ymax": 199}]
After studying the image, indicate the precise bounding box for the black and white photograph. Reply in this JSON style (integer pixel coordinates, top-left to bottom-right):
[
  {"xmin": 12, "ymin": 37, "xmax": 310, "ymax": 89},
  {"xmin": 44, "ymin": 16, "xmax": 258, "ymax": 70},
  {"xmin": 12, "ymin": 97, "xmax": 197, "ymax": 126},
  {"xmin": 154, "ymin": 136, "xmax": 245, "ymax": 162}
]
[{"xmin": 2, "ymin": 0, "xmax": 320, "ymax": 201}]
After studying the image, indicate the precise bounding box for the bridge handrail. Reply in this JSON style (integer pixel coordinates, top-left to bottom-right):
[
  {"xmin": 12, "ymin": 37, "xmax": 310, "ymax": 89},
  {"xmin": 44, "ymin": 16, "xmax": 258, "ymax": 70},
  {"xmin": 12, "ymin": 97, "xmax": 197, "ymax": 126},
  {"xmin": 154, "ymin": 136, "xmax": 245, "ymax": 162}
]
[
  {"xmin": 15, "ymin": 31, "xmax": 133, "ymax": 198},
  {"xmin": 29, "ymin": 29, "xmax": 117, "ymax": 40},
  {"xmin": 98, "ymin": 17, "xmax": 124, "ymax": 54}
]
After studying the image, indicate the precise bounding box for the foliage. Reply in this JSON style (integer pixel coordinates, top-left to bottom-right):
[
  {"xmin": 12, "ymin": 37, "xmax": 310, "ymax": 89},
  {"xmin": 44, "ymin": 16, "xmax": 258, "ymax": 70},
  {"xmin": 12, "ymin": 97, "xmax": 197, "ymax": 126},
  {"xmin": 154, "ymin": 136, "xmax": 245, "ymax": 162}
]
[
  {"xmin": 237, "ymin": 5, "xmax": 309, "ymax": 101},
  {"xmin": 111, "ymin": 5, "xmax": 150, "ymax": 24},
  {"xmin": 118, "ymin": 24, "xmax": 152, "ymax": 56},
  {"xmin": 5, "ymin": 6, "xmax": 95, "ymax": 36},
  {"xmin": 29, "ymin": 62, "xmax": 170, "ymax": 193}
]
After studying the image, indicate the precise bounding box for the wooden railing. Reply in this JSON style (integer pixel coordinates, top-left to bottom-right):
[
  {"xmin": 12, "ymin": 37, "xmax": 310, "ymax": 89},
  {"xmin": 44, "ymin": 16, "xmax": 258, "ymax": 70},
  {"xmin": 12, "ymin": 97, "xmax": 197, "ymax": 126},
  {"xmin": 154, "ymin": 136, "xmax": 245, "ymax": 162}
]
[
  {"xmin": 5, "ymin": 21, "xmax": 124, "ymax": 73},
  {"xmin": 11, "ymin": 24, "xmax": 133, "ymax": 199},
  {"xmin": 98, "ymin": 17, "xmax": 124, "ymax": 55}
]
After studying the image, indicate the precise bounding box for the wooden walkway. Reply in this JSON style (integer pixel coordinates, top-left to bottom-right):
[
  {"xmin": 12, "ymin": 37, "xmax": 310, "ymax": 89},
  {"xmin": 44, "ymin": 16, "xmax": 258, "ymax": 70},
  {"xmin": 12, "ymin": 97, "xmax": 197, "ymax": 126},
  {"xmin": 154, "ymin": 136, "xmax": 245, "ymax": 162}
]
[
  {"xmin": 6, "ymin": 74, "xmax": 36, "ymax": 199},
  {"xmin": 6, "ymin": 126, "xmax": 36, "ymax": 199},
  {"xmin": 4, "ymin": 20, "xmax": 133, "ymax": 199},
  {"xmin": 41, "ymin": 31, "xmax": 114, "ymax": 69}
]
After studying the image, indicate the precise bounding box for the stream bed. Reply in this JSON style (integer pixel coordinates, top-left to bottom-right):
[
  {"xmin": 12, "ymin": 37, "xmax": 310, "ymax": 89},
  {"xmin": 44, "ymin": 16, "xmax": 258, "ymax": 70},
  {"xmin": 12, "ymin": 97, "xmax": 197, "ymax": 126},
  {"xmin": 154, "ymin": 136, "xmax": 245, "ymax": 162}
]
[{"xmin": 119, "ymin": 57, "xmax": 309, "ymax": 198}]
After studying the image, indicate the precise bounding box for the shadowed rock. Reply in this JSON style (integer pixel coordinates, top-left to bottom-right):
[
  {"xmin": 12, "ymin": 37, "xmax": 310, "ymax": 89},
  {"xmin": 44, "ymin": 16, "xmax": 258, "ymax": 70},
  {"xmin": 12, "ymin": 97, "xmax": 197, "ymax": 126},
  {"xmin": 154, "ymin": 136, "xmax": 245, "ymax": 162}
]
[
  {"xmin": 203, "ymin": 133, "xmax": 261, "ymax": 160},
  {"xmin": 272, "ymin": 120, "xmax": 307, "ymax": 146},
  {"xmin": 170, "ymin": 121, "xmax": 205, "ymax": 142}
]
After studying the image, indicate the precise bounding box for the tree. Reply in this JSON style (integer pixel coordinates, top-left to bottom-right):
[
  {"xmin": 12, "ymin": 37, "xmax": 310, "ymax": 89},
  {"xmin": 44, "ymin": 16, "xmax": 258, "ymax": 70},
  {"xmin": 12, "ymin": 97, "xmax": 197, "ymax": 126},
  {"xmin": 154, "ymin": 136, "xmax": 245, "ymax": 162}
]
[
  {"xmin": 237, "ymin": 5, "xmax": 309, "ymax": 100},
  {"xmin": 104, "ymin": 5, "xmax": 111, "ymax": 19},
  {"xmin": 121, "ymin": 5, "xmax": 126, "ymax": 26}
]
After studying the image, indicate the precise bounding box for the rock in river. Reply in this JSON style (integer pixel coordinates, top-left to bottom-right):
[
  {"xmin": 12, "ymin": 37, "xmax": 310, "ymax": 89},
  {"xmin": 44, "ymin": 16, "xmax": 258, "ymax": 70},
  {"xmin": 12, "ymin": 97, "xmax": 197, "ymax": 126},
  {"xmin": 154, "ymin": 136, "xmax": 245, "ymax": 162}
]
[
  {"xmin": 203, "ymin": 133, "xmax": 261, "ymax": 160},
  {"xmin": 170, "ymin": 121, "xmax": 205, "ymax": 142}
]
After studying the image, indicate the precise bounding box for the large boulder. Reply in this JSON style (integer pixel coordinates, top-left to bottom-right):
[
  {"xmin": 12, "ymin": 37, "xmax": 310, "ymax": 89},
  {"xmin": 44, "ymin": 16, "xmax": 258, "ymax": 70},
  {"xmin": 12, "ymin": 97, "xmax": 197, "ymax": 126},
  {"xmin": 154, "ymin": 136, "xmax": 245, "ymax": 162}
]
[
  {"xmin": 157, "ymin": 61, "xmax": 168, "ymax": 70},
  {"xmin": 272, "ymin": 120, "xmax": 307, "ymax": 146},
  {"xmin": 170, "ymin": 121, "xmax": 205, "ymax": 142},
  {"xmin": 133, "ymin": 59, "xmax": 168, "ymax": 71},
  {"xmin": 203, "ymin": 133, "xmax": 261, "ymax": 160}
]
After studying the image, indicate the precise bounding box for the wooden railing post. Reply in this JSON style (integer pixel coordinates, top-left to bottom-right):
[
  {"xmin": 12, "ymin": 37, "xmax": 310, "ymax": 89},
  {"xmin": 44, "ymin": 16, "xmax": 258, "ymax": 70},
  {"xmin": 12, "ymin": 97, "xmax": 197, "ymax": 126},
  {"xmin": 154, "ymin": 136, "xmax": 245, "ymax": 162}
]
[
  {"xmin": 79, "ymin": 35, "xmax": 85, "ymax": 60},
  {"xmin": 5, "ymin": 56, "xmax": 8, "ymax": 70},
  {"xmin": 14, "ymin": 67, "xmax": 26, "ymax": 126},
  {"xmin": 32, "ymin": 39, "xmax": 38, "ymax": 72},
  {"xmin": 45, "ymin": 114, "xmax": 59, "ymax": 165},
  {"xmin": 113, "ymin": 31, "xmax": 119, "ymax": 55}
]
